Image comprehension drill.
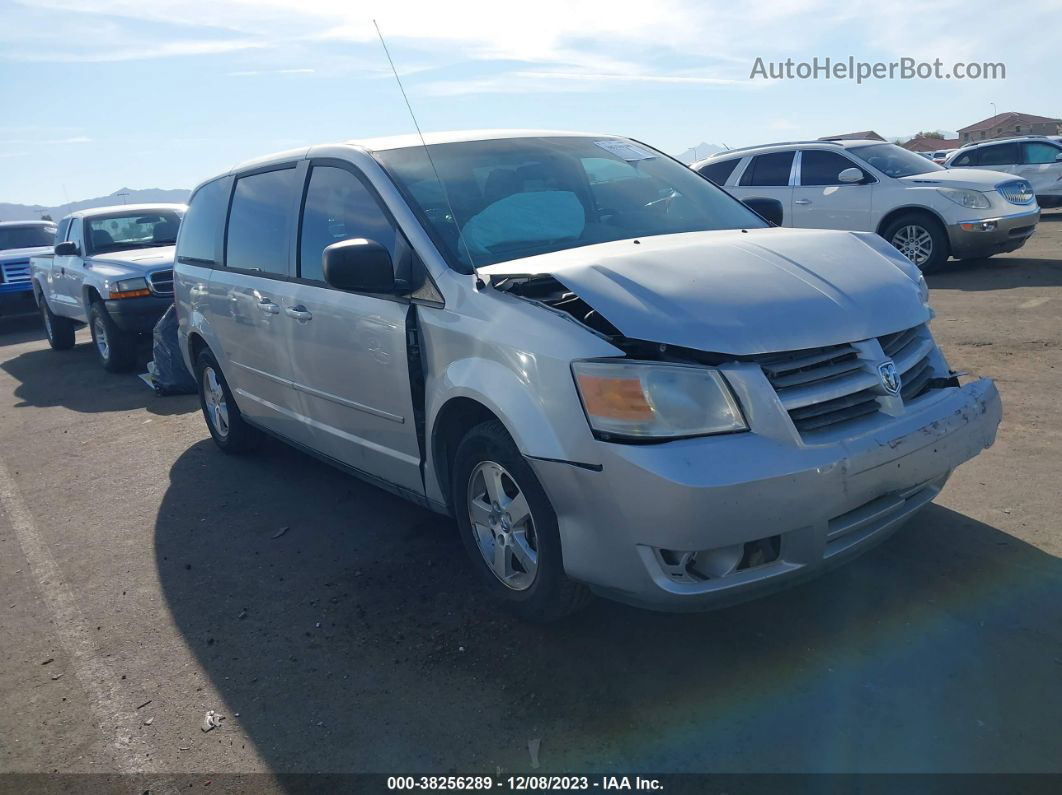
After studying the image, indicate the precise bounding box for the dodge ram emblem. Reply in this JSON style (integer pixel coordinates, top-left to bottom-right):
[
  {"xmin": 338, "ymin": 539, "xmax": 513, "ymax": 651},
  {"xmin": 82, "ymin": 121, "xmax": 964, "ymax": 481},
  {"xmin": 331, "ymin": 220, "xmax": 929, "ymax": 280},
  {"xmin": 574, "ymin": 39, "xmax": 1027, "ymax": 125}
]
[{"xmin": 878, "ymin": 361, "xmax": 902, "ymax": 395}]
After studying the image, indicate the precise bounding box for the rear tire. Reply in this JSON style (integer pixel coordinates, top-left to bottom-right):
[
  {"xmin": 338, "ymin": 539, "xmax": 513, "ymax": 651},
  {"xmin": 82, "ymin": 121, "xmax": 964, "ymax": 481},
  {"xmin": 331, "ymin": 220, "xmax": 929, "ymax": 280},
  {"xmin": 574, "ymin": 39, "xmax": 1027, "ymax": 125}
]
[
  {"xmin": 88, "ymin": 301, "xmax": 137, "ymax": 372},
  {"xmin": 882, "ymin": 212, "xmax": 949, "ymax": 272},
  {"xmin": 40, "ymin": 298, "xmax": 75, "ymax": 350},
  {"xmin": 195, "ymin": 349, "xmax": 259, "ymax": 453},
  {"xmin": 451, "ymin": 420, "xmax": 591, "ymax": 622}
]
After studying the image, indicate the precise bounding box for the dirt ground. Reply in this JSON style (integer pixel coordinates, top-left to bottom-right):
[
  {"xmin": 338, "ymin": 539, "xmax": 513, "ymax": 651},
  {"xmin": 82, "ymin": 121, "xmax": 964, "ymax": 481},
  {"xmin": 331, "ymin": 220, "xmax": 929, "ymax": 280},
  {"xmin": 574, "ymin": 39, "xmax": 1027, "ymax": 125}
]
[{"xmin": 1, "ymin": 211, "xmax": 1059, "ymax": 780}]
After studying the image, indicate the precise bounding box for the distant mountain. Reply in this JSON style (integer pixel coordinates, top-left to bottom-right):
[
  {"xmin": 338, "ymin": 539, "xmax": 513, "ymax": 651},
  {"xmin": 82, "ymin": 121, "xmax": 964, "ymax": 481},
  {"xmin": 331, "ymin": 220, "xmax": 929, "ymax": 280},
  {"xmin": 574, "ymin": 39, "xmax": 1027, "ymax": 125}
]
[
  {"xmin": 0, "ymin": 187, "xmax": 191, "ymax": 222},
  {"xmin": 674, "ymin": 143, "xmax": 725, "ymax": 164}
]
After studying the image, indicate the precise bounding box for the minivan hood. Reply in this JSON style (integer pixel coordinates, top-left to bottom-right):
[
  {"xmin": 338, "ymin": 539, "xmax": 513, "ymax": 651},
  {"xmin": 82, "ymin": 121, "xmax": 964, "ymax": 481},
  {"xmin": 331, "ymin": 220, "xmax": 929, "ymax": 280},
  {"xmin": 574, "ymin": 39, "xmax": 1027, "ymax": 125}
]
[
  {"xmin": 87, "ymin": 246, "xmax": 175, "ymax": 275},
  {"xmin": 483, "ymin": 229, "xmax": 928, "ymax": 356},
  {"xmin": 900, "ymin": 168, "xmax": 1016, "ymax": 189}
]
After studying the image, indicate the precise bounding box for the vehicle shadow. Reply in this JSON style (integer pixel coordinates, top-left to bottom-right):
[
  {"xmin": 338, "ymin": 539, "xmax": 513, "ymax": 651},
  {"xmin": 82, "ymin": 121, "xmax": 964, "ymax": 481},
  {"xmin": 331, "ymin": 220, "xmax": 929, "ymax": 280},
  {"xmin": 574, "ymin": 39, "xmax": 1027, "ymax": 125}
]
[
  {"xmin": 0, "ymin": 312, "xmax": 47, "ymax": 348},
  {"xmin": 928, "ymin": 255, "xmax": 1062, "ymax": 292},
  {"xmin": 0, "ymin": 337, "xmax": 196, "ymax": 416},
  {"xmin": 155, "ymin": 439, "xmax": 1062, "ymax": 775}
]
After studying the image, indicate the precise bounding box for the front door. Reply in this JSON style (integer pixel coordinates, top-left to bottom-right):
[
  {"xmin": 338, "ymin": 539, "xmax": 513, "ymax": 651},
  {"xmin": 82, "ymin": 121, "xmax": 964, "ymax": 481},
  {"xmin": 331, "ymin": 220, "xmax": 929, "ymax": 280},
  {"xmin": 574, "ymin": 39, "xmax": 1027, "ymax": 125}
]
[
  {"xmin": 208, "ymin": 165, "xmax": 305, "ymax": 441},
  {"xmin": 285, "ymin": 162, "xmax": 422, "ymax": 495},
  {"xmin": 726, "ymin": 151, "xmax": 795, "ymax": 226},
  {"xmin": 792, "ymin": 149, "xmax": 875, "ymax": 231},
  {"xmin": 1017, "ymin": 141, "xmax": 1062, "ymax": 196},
  {"xmin": 52, "ymin": 218, "xmax": 85, "ymax": 318}
]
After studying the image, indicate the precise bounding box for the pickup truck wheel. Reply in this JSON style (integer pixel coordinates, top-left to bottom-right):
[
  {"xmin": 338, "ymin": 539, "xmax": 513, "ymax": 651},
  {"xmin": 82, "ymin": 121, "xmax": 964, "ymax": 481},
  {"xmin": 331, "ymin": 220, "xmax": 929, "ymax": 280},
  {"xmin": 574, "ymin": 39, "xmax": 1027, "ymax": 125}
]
[
  {"xmin": 88, "ymin": 302, "xmax": 136, "ymax": 372},
  {"xmin": 40, "ymin": 299, "xmax": 75, "ymax": 350},
  {"xmin": 195, "ymin": 350, "xmax": 258, "ymax": 453},
  {"xmin": 452, "ymin": 420, "xmax": 591, "ymax": 622},
  {"xmin": 882, "ymin": 213, "xmax": 949, "ymax": 272}
]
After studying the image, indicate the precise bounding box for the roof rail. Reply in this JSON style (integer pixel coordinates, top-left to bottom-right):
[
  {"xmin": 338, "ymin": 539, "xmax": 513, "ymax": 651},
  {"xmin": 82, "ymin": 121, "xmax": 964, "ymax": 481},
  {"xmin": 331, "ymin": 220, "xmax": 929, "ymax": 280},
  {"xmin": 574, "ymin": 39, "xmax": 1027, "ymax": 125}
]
[
  {"xmin": 704, "ymin": 139, "xmax": 845, "ymax": 158},
  {"xmin": 967, "ymin": 134, "xmax": 1053, "ymax": 145}
]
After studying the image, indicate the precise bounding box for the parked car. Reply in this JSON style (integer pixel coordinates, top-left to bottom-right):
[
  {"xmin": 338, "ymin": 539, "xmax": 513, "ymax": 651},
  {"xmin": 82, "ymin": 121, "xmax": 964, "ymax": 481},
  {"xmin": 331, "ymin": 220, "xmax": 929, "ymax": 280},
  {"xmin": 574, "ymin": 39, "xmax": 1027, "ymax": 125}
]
[
  {"xmin": 30, "ymin": 204, "xmax": 185, "ymax": 370},
  {"xmin": 931, "ymin": 150, "xmax": 955, "ymax": 165},
  {"xmin": 692, "ymin": 139, "xmax": 1039, "ymax": 270},
  {"xmin": 944, "ymin": 136, "xmax": 1062, "ymax": 208},
  {"xmin": 175, "ymin": 131, "xmax": 1001, "ymax": 621},
  {"xmin": 1, "ymin": 221, "xmax": 56, "ymax": 318}
]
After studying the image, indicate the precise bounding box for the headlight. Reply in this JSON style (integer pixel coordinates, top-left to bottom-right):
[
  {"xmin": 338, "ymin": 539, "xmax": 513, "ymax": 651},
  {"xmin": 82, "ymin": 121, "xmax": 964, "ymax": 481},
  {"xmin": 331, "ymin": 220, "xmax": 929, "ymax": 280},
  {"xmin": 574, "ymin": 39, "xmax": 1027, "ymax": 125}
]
[
  {"xmin": 572, "ymin": 360, "xmax": 747, "ymax": 440},
  {"xmin": 937, "ymin": 188, "xmax": 991, "ymax": 209},
  {"xmin": 110, "ymin": 277, "xmax": 151, "ymax": 299},
  {"xmin": 917, "ymin": 273, "xmax": 929, "ymax": 304}
]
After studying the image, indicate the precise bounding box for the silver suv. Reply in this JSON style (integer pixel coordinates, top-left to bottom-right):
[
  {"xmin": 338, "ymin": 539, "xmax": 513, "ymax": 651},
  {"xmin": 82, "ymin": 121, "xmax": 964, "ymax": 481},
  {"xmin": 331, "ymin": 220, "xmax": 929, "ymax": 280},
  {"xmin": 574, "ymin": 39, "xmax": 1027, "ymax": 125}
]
[
  {"xmin": 944, "ymin": 136, "xmax": 1062, "ymax": 208},
  {"xmin": 175, "ymin": 131, "xmax": 1001, "ymax": 620}
]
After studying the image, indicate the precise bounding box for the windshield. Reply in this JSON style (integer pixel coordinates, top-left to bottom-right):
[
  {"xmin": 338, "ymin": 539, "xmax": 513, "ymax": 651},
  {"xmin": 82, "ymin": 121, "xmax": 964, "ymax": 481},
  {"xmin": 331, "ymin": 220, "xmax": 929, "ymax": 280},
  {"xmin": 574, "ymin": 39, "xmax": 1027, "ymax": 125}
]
[
  {"xmin": 85, "ymin": 210, "xmax": 183, "ymax": 255},
  {"xmin": 849, "ymin": 143, "xmax": 945, "ymax": 178},
  {"xmin": 374, "ymin": 136, "xmax": 766, "ymax": 270},
  {"xmin": 0, "ymin": 224, "xmax": 56, "ymax": 251}
]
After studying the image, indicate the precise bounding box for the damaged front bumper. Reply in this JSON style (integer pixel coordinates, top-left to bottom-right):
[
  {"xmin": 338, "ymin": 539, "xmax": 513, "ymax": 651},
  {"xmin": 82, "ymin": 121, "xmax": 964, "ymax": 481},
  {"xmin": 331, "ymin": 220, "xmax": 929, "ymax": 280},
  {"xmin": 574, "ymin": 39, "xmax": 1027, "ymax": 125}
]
[{"xmin": 530, "ymin": 378, "xmax": 1001, "ymax": 611}]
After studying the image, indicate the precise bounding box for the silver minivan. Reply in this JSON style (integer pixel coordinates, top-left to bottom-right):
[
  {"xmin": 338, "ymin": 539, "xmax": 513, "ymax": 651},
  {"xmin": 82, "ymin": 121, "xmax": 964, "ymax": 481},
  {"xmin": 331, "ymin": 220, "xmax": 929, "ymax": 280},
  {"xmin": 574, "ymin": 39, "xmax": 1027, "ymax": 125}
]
[{"xmin": 175, "ymin": 130, "xmax": 1002, "ymax": 620}]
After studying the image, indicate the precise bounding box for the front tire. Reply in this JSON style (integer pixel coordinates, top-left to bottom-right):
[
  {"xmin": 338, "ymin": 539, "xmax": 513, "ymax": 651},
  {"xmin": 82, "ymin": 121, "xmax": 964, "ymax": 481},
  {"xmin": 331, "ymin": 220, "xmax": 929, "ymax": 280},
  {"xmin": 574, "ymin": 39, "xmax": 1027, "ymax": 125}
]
[
  {"xmin": 882, "ymin": 213, "xmax": 949, "ymax": 272},
  {"xmin": 195, "ymin": 349, "xmax": 259, "ymax": 453},
  {"xmin": 40, "ymin": 298, "xmax": 75, "ymax": 350},
  {"xmin": 451, "ymin": 420, "xmax": 591, "ymax": 622},
  {"xmin": 88, "ymin": 301, "xmax": 137, "ymax": 372}
]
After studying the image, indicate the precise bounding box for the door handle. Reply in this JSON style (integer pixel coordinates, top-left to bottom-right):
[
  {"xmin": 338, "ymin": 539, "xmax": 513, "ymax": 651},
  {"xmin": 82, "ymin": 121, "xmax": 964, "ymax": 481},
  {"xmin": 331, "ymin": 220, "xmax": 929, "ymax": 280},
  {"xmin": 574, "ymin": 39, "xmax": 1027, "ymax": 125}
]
[
  {"xmin": 794, "ymin": 199, "xmax": 812, "ymax": 205},
  {"xmin": 284, "ymin": 305, "xmax": 313, "ymax": 322},
  {"xmin": 256, "ymin": 298, "xmax": 280, "ymax": 314}
]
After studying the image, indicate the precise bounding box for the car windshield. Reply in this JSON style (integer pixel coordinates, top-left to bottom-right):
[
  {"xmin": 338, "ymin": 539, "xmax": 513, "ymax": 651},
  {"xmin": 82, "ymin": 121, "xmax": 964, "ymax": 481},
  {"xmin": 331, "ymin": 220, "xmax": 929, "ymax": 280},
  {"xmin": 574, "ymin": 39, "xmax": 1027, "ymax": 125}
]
[
  {"xmin": 374, "ymin": 136, "xmax": 766, "ymax": 270},
  {"xmin": 85, "ymin": 210, "xmax": 183, "ymax": 255},
  {"xmin": 848, "ymin": 143, "xmax": 945, "ymax": 178},
  {"xmin": 0, "ymin": 224, "xmax": 56, "ymax": 251}
]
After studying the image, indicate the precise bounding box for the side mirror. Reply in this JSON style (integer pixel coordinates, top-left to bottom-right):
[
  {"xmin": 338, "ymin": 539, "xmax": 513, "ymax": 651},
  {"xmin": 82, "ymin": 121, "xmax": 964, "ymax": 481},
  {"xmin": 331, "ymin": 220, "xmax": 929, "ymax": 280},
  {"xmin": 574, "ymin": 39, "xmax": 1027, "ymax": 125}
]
[
  {"xmin": 742, "ymin": 197, "xmax": 784, "ymax": 227},
  {"xmin": 323, "ymin": 238, "xmax": 397, "ymax": 293},
  {"xmin": 838, "ymin": 167, "xmax": 864, "ymax": 184},
  {"xmin": 54, "ymin": 241, "xmax": 79, "ymax": 256}
]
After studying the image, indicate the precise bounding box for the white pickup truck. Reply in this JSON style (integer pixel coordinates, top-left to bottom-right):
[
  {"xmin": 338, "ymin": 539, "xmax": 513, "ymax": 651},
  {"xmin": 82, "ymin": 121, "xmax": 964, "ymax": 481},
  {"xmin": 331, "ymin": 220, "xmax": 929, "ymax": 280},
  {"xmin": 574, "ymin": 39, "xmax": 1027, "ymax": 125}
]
[{"xmin": 31, "ymin": 204, "xmax": 185, "ymax": 371}]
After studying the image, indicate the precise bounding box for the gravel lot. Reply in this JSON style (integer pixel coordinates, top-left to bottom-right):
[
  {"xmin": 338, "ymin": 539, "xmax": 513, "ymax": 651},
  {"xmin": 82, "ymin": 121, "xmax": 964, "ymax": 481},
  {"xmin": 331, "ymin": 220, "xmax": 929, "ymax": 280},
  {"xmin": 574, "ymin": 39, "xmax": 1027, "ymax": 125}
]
[{"xmin": 1, "ymin": 211, "xmax": 1060, "ymax": 778}]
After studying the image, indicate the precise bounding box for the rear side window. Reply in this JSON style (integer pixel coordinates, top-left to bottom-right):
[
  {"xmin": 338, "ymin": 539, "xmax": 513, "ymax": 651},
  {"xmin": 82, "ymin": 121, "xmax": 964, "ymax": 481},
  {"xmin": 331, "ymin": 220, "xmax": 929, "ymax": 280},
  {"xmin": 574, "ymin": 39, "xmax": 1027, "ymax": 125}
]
[
  {"xmin": 799, "ymin": 150, "xmax": 867, "ymax": 185},
  {"xmin": 177, "ymin": 177, "xmax": 231, "ymax": 265},
  {"xmin": 226, "ymin": 168, "xmax": 298, "ymax": 275},
  {"xmin": 739, "ymin": 152, "xmax": 795, "ymax": 186},
  {"xmin": 298, "ymin": 166, "xmax": 397, "ymax": 282},
  {"xmin": 978, "ymin": 143, "xmax": 1020, "ymax": 166},
  {"xmin": 696, "ymin": 159, "xmax": 739, "ymax": 186},
  {"xmin": 950, "ymin": 149, "xmax": 979, "ymax": 167},
  {"xmin": 1023, "ymin": 142, "xmax": 1062, "ymax": 164}
]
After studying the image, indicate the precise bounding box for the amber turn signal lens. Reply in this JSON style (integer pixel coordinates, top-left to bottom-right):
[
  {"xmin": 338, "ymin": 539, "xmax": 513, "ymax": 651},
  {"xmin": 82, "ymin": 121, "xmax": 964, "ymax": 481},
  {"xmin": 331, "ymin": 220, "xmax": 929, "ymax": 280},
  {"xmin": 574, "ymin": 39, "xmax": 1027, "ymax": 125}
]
[
  {"xmin": 575, "ymin": 373, "xmax": 654, "ymax": 421},
  {"xmin": 109, "ymin": 288, "xmax": 152, "ymax": 299}
]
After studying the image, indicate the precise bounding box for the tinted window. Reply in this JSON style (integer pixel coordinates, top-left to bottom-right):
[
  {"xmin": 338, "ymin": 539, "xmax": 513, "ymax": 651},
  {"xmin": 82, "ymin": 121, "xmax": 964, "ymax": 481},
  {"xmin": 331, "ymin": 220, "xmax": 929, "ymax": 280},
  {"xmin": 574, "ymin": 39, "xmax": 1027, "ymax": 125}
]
[
  {"xmin": 979, "ymin": 143, "xmax": 1020, "ymax": 166},
  {"xmin": 800, "ymin": 150, "xmax": 866, "ymax": 186},
  {"xmin": 85, "ymin": 210, "xmax": 183, "ymax": 255},
  {"xmin": 0, "ymin": 224, "xmax": 56, "ymax": 250},
  {"xmin": 299, "ymin": 166, "xmax": 396, "ymax": 282},
  {"xmin": 177, "ymin": 177, "xmax": 231, "ymax": 265},
  {"xmin": 226, "ymin": 168, "xmax": 298, "ymax": 275},
  {"xmin": 950, "ymin": 149, "xmax": 979, "ymax": 167},
  {"xmin": 739, "ymin": 152, "xmax": 795, "ymax": 186},
  {"xmin": 375, "ymin": 136, "xmax": 765, "ymax": 270},
  {"xmin": 1024, "ymin": 142, "xmax": 1062, "ymax": 164},
  {"xmin": 696, "ymin": 159, "xmax": 739, "ymax": 186}
]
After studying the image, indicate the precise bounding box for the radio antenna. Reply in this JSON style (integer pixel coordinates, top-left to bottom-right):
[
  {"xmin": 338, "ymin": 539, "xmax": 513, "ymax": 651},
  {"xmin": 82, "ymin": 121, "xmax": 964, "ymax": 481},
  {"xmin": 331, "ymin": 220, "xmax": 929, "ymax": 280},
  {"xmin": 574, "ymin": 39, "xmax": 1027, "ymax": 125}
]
[{"xmin": 372, "ymin": 19, "xmax": 478, "ymax": 276}]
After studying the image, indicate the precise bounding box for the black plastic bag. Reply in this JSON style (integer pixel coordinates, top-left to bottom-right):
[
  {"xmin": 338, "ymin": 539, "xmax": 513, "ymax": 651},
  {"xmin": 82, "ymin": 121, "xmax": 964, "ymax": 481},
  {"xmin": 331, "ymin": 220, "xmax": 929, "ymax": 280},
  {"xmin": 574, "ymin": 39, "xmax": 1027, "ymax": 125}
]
[{"xmin": 148, "ymin": 304, "xmax": 197, "ymax": 396}]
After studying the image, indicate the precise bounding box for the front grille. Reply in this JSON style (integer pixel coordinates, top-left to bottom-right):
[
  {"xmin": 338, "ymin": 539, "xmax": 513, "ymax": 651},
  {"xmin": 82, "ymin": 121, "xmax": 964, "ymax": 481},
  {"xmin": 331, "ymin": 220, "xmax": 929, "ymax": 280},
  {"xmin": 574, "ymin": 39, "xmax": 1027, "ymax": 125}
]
[
  {"xmin": 1, "ymin": 259, "xmax": 32, "ymax": 285},
  {"xmin": 148, "ymin": 269, "xmax": 174, "ymax": 295},
  {"xmin": 754, "ymin": 324, "xmax": 938, "ymax": 436},
  {"xmin": 998, "ymin": 180, "xmax": 1035, "ymax": 205}
]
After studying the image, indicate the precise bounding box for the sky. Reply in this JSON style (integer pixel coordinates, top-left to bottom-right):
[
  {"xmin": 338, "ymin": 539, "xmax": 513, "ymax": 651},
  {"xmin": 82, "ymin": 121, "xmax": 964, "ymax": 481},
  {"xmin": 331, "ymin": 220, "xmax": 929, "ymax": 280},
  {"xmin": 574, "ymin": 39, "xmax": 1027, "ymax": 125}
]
[{"xmin": 1, "ymin": 0, "xmax": 1060, "ymax": 206}]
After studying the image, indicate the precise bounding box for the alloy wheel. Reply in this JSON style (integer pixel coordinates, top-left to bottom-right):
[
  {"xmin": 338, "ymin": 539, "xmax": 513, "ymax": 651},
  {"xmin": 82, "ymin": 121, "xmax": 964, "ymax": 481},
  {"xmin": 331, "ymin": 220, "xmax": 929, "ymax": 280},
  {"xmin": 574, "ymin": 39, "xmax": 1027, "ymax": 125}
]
[
  {"xmin": 202, "ymin": 366, "xmax": 230, "ymax": 439},
  {"xmin": 466, "ymin": 460, "xmax": 539, "ymax": 590},
  {"xmin": 92, "ymin": 316, "xmax": 109, "ymax": 361},
  {"xmin": 891, "ymin": 224, "xmax": 934, "ymax": 267}
]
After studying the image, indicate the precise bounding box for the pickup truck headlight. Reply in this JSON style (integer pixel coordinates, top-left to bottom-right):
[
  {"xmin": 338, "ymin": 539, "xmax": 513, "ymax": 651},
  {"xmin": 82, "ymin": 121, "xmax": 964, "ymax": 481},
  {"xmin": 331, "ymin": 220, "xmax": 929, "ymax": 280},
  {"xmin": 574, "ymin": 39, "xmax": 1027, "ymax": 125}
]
[
  {"xmin": 937, "ymin": 188, "xmax": 991, "ymax": 209},
  {"xmin": 572, "ymin": 360, "xmax": 747, "ymax": 440},
  {"xmin": 110, "ymin": 277, "xmax": 151, "ymax": 299}
]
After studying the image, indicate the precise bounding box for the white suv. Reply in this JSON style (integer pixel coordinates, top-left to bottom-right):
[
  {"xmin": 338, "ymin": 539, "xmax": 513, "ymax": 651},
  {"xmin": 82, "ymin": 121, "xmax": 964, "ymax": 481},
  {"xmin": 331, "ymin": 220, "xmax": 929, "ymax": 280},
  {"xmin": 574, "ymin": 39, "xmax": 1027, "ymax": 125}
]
[
  {"xmin": 692, "ymin": 140, "xmax": 1040, "ymax": 271},
  {"xmin": 944, "ymin": 136, "xmax": 1062, "ymax": 209}
]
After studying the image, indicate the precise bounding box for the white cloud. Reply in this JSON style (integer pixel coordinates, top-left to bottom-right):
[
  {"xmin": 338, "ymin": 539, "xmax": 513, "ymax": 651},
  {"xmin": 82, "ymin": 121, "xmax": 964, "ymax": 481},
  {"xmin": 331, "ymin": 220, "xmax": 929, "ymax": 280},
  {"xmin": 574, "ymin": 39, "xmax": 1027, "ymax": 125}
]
[
  {"xmin": 0, "ymin": 136, "xmax": 91, "ymax": 145},
  {"xmin": 227, "ymin": 67, "xmax": 316, "ymax": 76}
]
